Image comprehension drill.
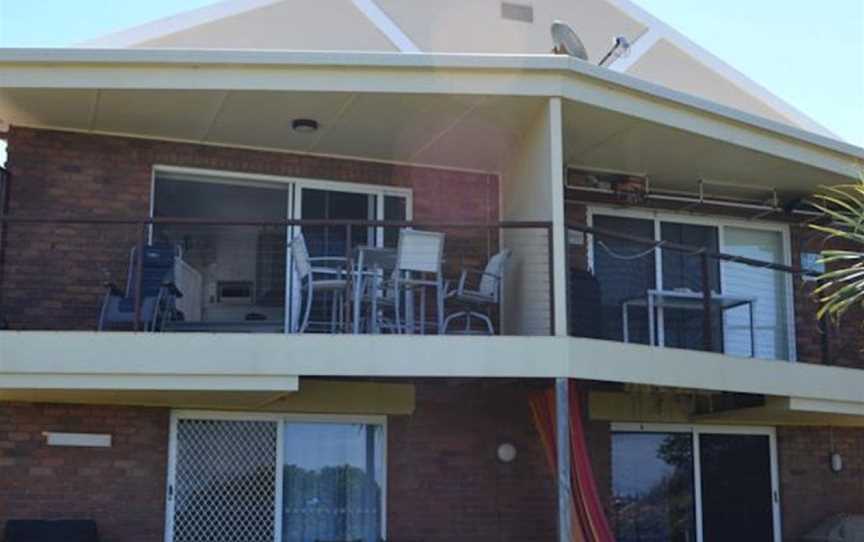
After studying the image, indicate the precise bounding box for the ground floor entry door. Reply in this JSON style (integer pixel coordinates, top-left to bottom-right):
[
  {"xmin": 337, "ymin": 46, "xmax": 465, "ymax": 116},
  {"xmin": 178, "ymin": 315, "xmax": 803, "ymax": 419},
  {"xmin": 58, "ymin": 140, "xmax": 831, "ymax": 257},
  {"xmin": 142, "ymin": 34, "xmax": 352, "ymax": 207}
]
[{"xmin": 610, "ymin": 424, "xmax": 780, "ymax": 542}]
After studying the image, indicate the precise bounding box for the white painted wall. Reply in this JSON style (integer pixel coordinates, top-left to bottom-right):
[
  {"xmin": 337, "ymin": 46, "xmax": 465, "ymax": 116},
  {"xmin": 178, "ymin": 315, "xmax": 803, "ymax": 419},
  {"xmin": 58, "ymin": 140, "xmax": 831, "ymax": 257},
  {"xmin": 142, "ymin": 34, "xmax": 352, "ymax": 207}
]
[{"xmin": 500, "ymin": 98, "xmax": 565, "ymax": 336}]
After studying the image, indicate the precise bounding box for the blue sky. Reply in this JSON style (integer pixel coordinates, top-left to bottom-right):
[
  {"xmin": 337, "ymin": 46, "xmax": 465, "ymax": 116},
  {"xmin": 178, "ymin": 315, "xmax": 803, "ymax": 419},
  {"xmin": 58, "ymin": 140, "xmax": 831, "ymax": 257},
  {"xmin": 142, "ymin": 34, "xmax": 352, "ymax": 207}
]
[{"xmin": 0, "ymin": 0, "xmax": 861, "ymax": 149}]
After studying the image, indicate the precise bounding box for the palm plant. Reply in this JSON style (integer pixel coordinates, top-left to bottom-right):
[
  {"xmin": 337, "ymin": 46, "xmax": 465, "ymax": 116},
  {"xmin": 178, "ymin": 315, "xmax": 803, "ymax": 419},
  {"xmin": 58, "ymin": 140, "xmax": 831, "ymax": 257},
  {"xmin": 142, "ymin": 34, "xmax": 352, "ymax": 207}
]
[{"xmin": 809, "ymin": 175, "xmax": 864, "ymax": 321}]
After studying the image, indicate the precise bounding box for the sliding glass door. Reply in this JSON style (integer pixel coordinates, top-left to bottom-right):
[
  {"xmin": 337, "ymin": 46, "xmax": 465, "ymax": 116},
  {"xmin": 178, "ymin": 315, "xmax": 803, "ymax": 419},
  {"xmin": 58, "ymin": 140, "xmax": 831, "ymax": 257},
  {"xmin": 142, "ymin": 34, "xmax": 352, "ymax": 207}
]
[
  {"xmin": 588, "ymin": 210, "xmax": 793, "ymax": 360},
  {"xmin": 151, "ymin": 167, "xmax": 410, "ymax": 332},
  {"xmin": 698, "ymin": 433, "xmax": 775, "ymax": 542},
  {"xmin": 721, "ymin": 228, "xmax": 790, "ymax": 360},
  {"xmin": 168, "ymin": 413, "xmax": 387, "ymax": 542},
  {"xmin": 611, "ymin": 425, "xmax": 779, "ymax": 542}
]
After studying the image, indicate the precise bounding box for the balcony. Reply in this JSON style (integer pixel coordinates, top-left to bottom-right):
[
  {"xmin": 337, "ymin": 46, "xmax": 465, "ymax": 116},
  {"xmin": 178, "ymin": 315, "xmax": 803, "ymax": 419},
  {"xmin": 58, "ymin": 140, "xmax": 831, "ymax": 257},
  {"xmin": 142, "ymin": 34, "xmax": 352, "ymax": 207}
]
[
  {"xmin": 0, "ymin": 215, "xmax": 553, "ymax": 337},
  {"xmin": 567, "ymin": 216, "xmax": 810, "ymax": 363}
]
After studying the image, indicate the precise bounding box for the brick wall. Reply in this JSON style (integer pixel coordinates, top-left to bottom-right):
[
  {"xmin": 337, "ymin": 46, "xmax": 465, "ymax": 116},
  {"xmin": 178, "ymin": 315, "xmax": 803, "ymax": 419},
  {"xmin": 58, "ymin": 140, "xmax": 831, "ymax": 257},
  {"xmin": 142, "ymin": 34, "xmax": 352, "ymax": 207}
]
[
  {"xmin": 0, "ymin": 127, "xmax": 499, "ymax": 330},
  {"xmin": 777, "ymin": 426, "xmax": 864, "ymax": 541},
  {"xmin": 0, "ymin": 403, "xmax": 169, "ymax": 542},
  {"xmin": 388, "ymin": 379, "xmax": 557, "ymax": 542},
  {"xmin": 790, "ymin": 224, "xmax": 864, "ymax": 367},
  {"xmin": 0, "ymin": 379, "xmax": 582, "ymax": 542}
]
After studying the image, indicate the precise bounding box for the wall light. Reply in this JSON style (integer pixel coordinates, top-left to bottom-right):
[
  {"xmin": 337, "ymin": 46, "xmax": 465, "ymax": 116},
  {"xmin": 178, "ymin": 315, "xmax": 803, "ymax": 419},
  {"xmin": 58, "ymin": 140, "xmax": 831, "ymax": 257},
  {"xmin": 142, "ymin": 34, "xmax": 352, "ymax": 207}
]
[
  {"xmin": 830, "ymin": 452, "xmax": 843, "ymax": 473},
  {"xmin": 497, "ymin": 442, "xmax": 517, "ymax": 463}
]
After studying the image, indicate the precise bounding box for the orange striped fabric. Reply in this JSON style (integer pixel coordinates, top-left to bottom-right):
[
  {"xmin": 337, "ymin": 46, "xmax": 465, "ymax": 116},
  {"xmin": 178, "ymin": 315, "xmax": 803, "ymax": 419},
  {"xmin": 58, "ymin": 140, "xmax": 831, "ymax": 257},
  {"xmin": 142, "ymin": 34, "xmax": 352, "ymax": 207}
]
[{"xmin": 529, "ymin": 381, "xmax": 614, "ymax": 542}]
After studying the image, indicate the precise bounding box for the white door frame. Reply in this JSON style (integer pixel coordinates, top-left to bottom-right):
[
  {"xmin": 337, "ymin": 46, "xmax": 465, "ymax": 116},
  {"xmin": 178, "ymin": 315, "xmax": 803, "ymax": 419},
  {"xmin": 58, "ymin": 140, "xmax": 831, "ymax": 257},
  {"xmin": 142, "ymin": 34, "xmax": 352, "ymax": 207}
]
[
  {"xmin": 611, "ymin": 422, "xmax": 782, "ymax": 542},
  {"xmin": 164, "ymin": 410, "xmax": 388, "ymax": 542}
]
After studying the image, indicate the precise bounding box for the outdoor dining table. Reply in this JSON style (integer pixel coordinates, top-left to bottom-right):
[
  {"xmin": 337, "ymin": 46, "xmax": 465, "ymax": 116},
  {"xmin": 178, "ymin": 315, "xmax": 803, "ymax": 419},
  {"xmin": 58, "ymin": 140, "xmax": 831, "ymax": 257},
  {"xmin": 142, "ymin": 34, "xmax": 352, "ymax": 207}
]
[
  {"xmin": 351, "ymin": 245, "xmax": 398, "ymax": 335},
  {"xmin": 621, "ymin": 288, "xmax": 757, "ymax": 356}
]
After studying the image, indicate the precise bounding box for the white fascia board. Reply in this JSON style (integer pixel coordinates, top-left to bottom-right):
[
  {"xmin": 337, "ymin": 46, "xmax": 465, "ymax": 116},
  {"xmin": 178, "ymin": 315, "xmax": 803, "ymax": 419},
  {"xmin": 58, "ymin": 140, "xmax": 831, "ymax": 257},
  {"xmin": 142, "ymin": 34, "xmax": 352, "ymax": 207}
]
[
  {"xmin": 788, "ymin": 397, "xmax": 864, "ymax": 417},
  {"xmin": 1, "ymin": 374, "xmax": 300, "ymax": 392},
  {"xmin": 4, "ymin": 332, "xmax": 864, "ymax": 407},
  {"xmin": 77, "ymin": 0, "xmax": 285, "ymax": 48},
  {"xmin": 604, "ymin": 0, "xmax": 838, "ymax": 138},
  {"xmin": 0, "ymin": 48, "xmax": 859, "ymax": 162}
]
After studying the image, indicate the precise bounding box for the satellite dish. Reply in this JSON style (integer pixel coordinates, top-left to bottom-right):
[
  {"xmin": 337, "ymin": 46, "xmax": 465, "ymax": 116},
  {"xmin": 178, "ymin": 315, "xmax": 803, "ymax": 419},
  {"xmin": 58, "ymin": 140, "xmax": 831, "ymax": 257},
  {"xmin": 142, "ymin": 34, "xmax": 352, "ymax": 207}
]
[{"xmin": 551, "ymin": 20, "xmax": 588, "ymax": 61}]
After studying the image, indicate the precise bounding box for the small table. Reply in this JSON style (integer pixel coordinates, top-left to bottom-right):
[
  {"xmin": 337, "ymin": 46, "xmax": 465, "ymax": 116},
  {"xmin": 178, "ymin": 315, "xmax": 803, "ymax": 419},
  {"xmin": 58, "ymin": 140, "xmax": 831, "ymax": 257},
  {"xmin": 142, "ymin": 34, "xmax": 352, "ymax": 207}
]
[
  {"xmin": 351, "ymin": 246, "xmax": 397, "ymax": 335},
  {"xmin": 621, "ymin": 289, "xmax": 757, "ymax": 356}
]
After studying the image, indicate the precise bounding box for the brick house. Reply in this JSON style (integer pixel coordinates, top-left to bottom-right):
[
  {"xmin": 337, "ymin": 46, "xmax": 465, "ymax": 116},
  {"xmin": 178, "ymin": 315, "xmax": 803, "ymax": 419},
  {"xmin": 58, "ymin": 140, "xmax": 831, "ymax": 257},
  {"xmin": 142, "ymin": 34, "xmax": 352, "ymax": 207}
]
[{"xmin": 0, "ymin": 3, "xmax": 863, "ymax": 542}]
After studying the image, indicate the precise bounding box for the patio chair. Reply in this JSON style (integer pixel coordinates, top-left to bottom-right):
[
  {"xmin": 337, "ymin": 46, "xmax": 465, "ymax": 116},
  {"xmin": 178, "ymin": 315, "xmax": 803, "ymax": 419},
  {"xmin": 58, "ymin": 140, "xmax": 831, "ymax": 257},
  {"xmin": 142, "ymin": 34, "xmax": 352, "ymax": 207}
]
[
  {"xmin": 288, "ymin": 233, "xmax": 349, "ymax": 333},
  {"xmin": 98, "ymin": 244, "xmax": 183, "ymax": 332},
  {"xmin": 443, "ymin": 248, "xmax": 511, "ymax": 335},
  {"xmin": 4, "ymin": 519, "xmax": 100, "ymax": 542},
  {"xmin": 385, "ymin": 229, "xmax": 446, "ymax": 334}
]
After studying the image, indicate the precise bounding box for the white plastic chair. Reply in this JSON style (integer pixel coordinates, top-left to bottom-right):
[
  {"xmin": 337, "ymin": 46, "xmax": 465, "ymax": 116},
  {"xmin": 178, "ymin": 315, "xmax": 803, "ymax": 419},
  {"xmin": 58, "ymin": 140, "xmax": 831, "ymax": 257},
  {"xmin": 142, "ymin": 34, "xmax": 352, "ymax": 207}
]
[
  {"xmin": 288, "ymin": 233, "xmax": 348, "ymax": 333},
  {"xmin": 384, "ymin": 229, "xmax": 446, "ymax": 334},
  {"xmin": 443, "ymin": 248, "xmax": 511, "ymax": 334}
]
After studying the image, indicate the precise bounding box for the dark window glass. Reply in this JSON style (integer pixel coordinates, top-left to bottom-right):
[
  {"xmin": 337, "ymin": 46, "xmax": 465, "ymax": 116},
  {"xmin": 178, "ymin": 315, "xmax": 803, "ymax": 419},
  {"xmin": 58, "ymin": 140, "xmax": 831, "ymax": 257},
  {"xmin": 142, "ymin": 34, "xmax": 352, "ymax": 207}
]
[
  {"xmin": 612, "ymin": 432, "xmax": 696, "ymax": 542},
  {"xmin": 659, "ymin": 223, "xmax": 722, "ymax": 352},
  {"xmin": 590, "ymin": 215, "xmax": 656, "ymax": 344},
  {"xmin": 383, "ymin": 195, "xmax": 407, "ymax": 248},
  {"xmin": 699, "ymin": 434, "xmax": 774, "ymax": 542},
  {"xmin": 301, "ymin": 189, "xmax": 372, "ymax": 258},
  {"xmin": 153, "ymin": 177, "xmax": 290, "ymax": 325}
]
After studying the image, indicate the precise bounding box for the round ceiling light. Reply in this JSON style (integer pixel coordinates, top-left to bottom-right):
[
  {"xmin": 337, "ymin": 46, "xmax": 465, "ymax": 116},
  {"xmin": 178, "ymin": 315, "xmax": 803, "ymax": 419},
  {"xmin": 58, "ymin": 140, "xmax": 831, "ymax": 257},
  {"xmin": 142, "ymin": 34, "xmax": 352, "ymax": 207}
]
[{"xmin": 292, "ymin": 118, "xmax": 319, "ymax": 133}]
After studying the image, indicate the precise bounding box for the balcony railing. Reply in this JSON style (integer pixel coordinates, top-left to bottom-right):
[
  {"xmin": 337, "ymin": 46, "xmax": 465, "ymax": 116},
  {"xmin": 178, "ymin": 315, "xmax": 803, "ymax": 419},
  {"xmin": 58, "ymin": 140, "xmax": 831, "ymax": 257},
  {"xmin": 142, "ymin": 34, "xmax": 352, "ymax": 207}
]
[
  {"xmin": 567, "ymin": 221, "xmax": 816, "ymax": 362},
  {"xmin": 0, "ymin": 216, "xmax": 554, "ymax": 336}
]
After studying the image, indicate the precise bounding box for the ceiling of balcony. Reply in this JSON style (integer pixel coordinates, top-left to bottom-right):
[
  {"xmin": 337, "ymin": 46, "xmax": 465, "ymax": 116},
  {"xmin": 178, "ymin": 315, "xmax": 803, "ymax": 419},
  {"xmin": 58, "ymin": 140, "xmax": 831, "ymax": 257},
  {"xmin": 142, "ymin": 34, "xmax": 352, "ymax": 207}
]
[
  {"xmin": 0, "ymin": 88, "xmax": 545, "ymax": 172},
  {"xmin": 0, "ymin": 86, "xmax": 854, "ymax": 195},
  {"xmin": 563, "ymin": 100, "xmax": 854, "ymax": 196}
]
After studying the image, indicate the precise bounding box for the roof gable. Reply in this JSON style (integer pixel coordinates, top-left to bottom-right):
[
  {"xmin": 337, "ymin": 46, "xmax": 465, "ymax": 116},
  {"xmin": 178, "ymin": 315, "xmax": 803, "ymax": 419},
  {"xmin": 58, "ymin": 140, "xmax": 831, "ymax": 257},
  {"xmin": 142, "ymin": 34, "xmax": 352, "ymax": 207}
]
[{"xmin": 79, "ymin": 0, "xmax": 835, "ymax": 139}]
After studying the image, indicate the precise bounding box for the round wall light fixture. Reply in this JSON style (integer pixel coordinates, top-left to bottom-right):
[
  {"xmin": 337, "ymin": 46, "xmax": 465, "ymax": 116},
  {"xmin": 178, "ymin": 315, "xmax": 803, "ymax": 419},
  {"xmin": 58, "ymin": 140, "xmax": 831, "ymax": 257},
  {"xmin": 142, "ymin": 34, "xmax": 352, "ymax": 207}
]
[
  {"xmin": 292, "ymin": 118, "xmax": 319, "ymax": 133},
  {"xmin": 830, "ymin": 452, "xmax": 843, "ymax": 473},
  {"xmin": 497, "ymin": 442, "xmax": 517, "ymax": 463}
]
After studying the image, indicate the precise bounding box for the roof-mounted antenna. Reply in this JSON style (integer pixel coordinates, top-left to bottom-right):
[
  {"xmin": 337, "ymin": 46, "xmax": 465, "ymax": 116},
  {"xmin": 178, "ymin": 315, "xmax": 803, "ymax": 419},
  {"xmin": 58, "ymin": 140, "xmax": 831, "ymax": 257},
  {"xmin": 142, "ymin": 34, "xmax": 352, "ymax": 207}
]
[
  {"xmin": 599, "ymin": 36, "xmax": 631, "ymax": 67},
  {"xmin": 551, "ymin": 20, "xmax": 589, "ymax": 61}
]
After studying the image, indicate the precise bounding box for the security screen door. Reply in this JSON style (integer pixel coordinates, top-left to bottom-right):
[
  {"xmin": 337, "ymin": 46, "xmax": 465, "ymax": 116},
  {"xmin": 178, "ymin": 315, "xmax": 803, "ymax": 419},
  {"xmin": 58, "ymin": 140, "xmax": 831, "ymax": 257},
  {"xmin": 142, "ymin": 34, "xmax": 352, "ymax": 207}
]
[{"xmin": 168, "ymin": 417, "xmax": 281, "ymax": 542}]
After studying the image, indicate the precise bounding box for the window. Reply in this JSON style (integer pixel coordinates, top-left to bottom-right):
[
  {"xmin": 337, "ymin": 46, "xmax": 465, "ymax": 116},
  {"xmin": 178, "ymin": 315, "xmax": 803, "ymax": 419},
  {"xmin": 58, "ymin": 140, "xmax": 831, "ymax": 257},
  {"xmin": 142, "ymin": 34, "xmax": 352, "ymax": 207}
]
[
  {"xmin": 611, "ymin": 425, "xmax": 779, "ymax": 542},
  {"xmin": 588, "ymin": 211, "xmax": 794, "ymax": 360},
  {"xmin": 168, "ymin": 414, "xmax": 387, "ymax": 542},
  {"xmin": 611, "ymin": 432, "xmax": 696, "ymax": 542},
  {"xmin": 282, "ymin": 422, "xmax": 385, "ymax": 542}
]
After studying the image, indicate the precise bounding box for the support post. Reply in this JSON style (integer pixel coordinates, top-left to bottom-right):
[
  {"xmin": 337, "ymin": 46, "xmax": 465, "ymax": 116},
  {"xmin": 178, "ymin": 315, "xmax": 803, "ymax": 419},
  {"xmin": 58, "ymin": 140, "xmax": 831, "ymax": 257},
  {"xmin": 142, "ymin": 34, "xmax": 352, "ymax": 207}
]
[{"xmin": 555, "ymin": 377, "xmax": 572, "ymax": 542}]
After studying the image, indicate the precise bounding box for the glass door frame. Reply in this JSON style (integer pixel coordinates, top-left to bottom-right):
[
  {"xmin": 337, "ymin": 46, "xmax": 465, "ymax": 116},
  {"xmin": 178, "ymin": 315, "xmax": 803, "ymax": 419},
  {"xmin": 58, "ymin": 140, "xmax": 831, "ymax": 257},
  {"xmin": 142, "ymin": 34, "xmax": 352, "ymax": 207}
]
[
  {"xmin": 165, "ymin": 410, "xmax": 388, "ymax": 542},
  {"xmin": 611, "ymin": 422, "xmax": 782, "ymax": 542},
  {"xmin": 585, "ymin": 206, "xmax": 797, "ymax": 360}
]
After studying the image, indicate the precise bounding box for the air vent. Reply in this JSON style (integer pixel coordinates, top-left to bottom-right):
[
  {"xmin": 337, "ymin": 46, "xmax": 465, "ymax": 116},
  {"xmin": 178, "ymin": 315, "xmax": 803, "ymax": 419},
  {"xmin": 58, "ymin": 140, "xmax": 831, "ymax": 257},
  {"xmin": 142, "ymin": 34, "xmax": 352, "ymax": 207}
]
[{"xmin": 501, "ymin": 2, "xmax": 533, "ymax": 23}]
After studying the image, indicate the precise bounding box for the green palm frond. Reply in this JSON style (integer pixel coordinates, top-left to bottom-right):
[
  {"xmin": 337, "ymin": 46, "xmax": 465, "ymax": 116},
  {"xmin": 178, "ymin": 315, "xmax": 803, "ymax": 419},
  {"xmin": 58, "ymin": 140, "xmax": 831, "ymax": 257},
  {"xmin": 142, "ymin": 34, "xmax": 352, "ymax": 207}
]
[{"xmin": 809, "ymin": 174, "xmax": 864, "ymax": 321}]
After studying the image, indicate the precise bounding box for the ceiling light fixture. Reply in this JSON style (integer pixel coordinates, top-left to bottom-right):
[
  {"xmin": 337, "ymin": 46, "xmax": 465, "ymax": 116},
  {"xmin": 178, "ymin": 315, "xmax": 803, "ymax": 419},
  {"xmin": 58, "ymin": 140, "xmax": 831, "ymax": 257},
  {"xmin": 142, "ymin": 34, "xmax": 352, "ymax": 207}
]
[{"xmin": 292, "ymin": 118, "xmax": 319, "ymax": 133}]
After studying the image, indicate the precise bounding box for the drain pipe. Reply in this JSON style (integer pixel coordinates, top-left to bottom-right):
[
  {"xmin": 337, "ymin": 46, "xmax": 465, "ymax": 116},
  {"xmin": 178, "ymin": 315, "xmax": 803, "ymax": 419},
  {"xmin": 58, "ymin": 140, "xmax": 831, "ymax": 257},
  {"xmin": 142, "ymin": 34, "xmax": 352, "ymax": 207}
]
[{"xmin": 556, "ymin": 377, "xmax": 572, "ymax": 542}]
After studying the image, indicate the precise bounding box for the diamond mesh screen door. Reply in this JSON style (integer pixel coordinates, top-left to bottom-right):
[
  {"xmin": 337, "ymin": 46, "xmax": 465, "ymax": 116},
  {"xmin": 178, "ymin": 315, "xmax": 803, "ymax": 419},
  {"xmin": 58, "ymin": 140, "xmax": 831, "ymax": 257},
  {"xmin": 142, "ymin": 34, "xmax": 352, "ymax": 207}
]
[{"xmin": 168, "ymin": 417, "xmax": 281, "ymax": 542}]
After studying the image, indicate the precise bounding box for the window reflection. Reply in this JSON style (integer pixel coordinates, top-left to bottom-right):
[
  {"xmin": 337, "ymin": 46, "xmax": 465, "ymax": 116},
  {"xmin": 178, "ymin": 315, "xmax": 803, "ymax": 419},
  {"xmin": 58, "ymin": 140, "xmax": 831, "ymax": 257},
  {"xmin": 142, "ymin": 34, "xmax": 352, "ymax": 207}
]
[
  {"xmin": 612, "ymin": 432, "xmax": 696, "ymax": 542},
  {"xmin": 283, "ymin": 423, "xmax": 384, "ymax": 542}
]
